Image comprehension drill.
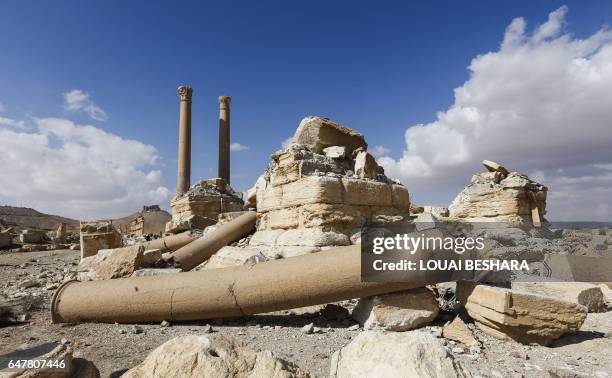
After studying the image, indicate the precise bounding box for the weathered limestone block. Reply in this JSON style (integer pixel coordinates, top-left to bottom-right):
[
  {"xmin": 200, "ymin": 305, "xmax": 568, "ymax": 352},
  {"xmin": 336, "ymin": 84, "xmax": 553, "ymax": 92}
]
[
  {"xmin": 352, "ymin": 288, "xmax": 439, "ymax": 331},
  {"xmin": 79, "ymin": 221, "xmax": 121, "ymax": 259},
  {"xmin": 293, "ymin": 116, "xmax": 367, "ymax": 154},
  {"xmin": 257, "ymin": 184, "xmax": 284, "ymax": 212},
  {"xmin": 249, "ymin": 229, "xmax": 286, "ymax": 246},
  {"xmin": 330, "ymin": 331, "xmax": 469, "ymax": 378},
  {"xmin": 342, "ymin": 178, "xmax": 392, "ymax": 207},
  {"xmin": 276, "ymin": 228, "xmax": 350, "ymax": 247},
  {"xmin": 198, "ymin": 246, "xmax": 267, "ymax": 270},
  {"xmin": 442, "ymin": 316, "xmax": 479, "ymax": 347},
  {"xmin": 512, "ymin": 281, "xmax": 605, "ymax": 313},
  {"xmin": 19, "ymin": 229, "xmax": 47, "ymax": 244},
  {"xmin": 354, "ymin": 151, "xmax": 378, "ymax": 179},
  {"xmin": 78, "ymin": 245, "xmax": 146, "ymax": 280},
  {"xmin": 423, "ymin": 206, "xmax": 449, "ymax": 218},
  {"xmin": 300, "ymin": 204, "xmax": 366, "ymax": 229},
  {"xmin": 282, "ymin": 176, "xmax": 343, "ymax": 207},
  {"xmin": 266, "ymin": 208, "xmax": 300, "ymax": 230},
  {"xmin": 123, "ymin": 335, "xmax": 312, "ymax": 378},
  {"xmin": 391, "ymin": 184, "xmax": 410, "ymax": 210},
  {"xmin": 457, "ymin": 282, "xmax": 586, "ymax": 345}
]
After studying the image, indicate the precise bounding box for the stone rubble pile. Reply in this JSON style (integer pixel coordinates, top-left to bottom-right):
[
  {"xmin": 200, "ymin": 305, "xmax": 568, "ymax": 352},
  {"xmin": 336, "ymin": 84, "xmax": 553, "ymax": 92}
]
[
  {"xmin": 165, "ymin": 178, "xmax": 244, "ymax": 234},
  {"xmin": 447, "ymin": 160, "xmax": 547, "ymax": 226}
]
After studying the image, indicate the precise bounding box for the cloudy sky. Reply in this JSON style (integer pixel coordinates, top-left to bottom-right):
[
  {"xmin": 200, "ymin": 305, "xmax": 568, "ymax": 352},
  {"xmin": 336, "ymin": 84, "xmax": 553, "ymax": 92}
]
[{"xmin": 1, "ymin": 1, "xmax": 611, "ymax": 221}]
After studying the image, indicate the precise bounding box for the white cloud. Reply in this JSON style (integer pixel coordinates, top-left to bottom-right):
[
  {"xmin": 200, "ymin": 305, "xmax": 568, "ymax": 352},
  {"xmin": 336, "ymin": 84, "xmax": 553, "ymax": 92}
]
[
  {"xmin": 371, "ymin": 145, "xmax": 391, "ymax": 158},
  {"xmin": 379, "ymin": 6, "xmax": 612, "ymax": 221},
  {"xmin": 0, "ymin": 117, "xmax": 25, "ymax": 129},
  {"xmin": 63, "ymin": 89, "xmax": 108, "ymax": 121},
  {"xmin": 230, "ymin": 142, "xmax": 249, "ymax": 152},
  {"xmin": 0, "ymin": 117, "xmax": 170, "ymax": 220}
]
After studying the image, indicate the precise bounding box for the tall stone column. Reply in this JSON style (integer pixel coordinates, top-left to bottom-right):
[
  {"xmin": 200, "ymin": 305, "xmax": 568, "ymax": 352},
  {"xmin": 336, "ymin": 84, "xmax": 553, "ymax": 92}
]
[
  {"xmin": 218, "ymin": 96, "xmax": 231, "ymax": 184},
  {"xmin": 176, "ymin": 86, "xmax": 193, "ymax": 196}
]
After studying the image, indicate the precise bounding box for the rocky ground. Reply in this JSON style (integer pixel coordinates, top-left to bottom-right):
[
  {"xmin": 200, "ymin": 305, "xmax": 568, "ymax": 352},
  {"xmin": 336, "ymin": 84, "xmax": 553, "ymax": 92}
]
[{"xmin": 1, "ymin": 248, "xmax": 611, "ymax": 378}]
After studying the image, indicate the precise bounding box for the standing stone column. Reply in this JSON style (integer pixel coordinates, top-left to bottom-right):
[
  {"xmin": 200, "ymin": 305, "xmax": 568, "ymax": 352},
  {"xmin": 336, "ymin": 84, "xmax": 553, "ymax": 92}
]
[
  {"xmin": 218, "ymin": 96, "xmax": 231, "ymax": 184},
  {"xmin": 176, "ymin": 86, "xmax": 193, "ymax": 196}
]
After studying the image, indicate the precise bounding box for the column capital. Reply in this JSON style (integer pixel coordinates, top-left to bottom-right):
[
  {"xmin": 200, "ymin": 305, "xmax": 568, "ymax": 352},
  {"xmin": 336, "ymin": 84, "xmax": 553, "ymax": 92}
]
[
  {"xmin": 218, "ymin": 96, "xmax": 231, "ymax": 109},
  {"xmin": 178, "ymin": 86, "xmax": 193, "ymax": 101}
]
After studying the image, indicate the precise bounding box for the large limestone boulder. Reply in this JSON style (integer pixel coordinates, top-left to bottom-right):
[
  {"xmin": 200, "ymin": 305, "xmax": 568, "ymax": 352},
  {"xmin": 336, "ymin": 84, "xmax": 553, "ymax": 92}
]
[
  {"xmin": 292, "ymin": 116, "xmax": 367, "ymax": 154},
  {"xmin": 512, "ymin": 281, "xmax": 605, "ymax": 313},
  {"xmin": 457, "ymin": 282, "xmax": 587, "ymax": 345},
  {"xmin": 123, "ymin": 334, "xmax": 312, "ymax": 378},
  {"xmin": 352, "ymin": 288, "xmax": 439, "ymax": 331},
  {"xmin": 329, "ymin": 330, "xmax": 470, "ymax": 378},
  {"xmin": 78, "ymin": 244, "xmax": 148, "ymax": 280}
]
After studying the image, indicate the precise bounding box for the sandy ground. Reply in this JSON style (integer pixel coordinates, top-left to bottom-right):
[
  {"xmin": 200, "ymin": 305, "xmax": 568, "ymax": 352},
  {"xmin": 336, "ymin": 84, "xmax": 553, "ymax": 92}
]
[{"xmin": 1, "ymin": 249, "xmax": 611, "ymax": 377}]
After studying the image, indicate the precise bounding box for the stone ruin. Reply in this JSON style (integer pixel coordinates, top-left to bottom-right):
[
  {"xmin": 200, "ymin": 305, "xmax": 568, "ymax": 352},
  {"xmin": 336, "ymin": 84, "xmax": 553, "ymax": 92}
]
[
  {"xmin": 419, "ymin": 160, "xmax": 548, "ymax": 226},
  {"xmin": 201, "ymin": 116, "xmax": 411, "ymax": 267},
  {"xmin": 165, "ymin": 178, "xmax": 244, "ymax": 234},
  {"xmin": 79, "ymin": 220, "xmax": 122, "ymax": 259}
]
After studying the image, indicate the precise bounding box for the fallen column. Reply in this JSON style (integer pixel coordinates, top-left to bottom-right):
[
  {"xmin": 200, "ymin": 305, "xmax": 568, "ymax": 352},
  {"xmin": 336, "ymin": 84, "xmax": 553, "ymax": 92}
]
[
  {"xmin": 142, "ymin": 230, "xmax": 198, "ymax": 253},
  {"xmin": 51, "ymin": 245, "xmax": 438, "ymax": 324},
  {"xmin": 171, "ymin": 211, "xmax": 257, "ymax": 271}
]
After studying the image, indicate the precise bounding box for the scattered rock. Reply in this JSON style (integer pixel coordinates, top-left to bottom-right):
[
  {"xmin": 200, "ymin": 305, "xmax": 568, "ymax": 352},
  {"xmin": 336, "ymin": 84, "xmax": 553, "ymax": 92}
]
[
  {"xmin": 329, "ymin": 330, "xmax": 469, "ymax": 377},
  {"xmin": 122, "ymin": 334, "xmax": 312, "ymax": 377},
  {"xmin": 18, "ymin": 279, "xmax": 40, "ymax": 289},
  {"xmin": 352, "ymin": 288, "xmax": 439, "ymax": 332},
  {"xmin": 442, "ymin": 316, "xmax": 479, "ymax": 347},
  {"xmin": 202, "ymin": 324, "xmax": 213, "ymax": 334},
  {"xmin": 131, "ymin": 325, "xmax": 144, "ymax": 334},
  {"xmin": 78, "ymin": 244, "xmax": 146, "ymax": 280},
  {"xmin": 160, "ymin": 320, "xmax": 171, "ymax": 328},
  {"xmin": 301, "ymin": 323, "xmax": 315, "ymax": 334}
]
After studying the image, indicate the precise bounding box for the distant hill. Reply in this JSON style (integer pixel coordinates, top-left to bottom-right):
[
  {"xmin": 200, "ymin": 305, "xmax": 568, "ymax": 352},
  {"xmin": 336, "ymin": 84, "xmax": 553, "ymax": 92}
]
[
  {"xmin": 0, "ymin": 206, "xmax": 80, "ymax": 232},
  {"xmin": 0, "ymin": 205, "xmax": 171, "ymax": 235}
]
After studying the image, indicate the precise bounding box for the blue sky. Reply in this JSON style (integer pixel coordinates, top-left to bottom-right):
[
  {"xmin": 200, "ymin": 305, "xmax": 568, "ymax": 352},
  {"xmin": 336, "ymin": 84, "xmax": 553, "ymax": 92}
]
[{"xmin": 1, "ymin": 1, "xmax": 612, "ymax": 220}]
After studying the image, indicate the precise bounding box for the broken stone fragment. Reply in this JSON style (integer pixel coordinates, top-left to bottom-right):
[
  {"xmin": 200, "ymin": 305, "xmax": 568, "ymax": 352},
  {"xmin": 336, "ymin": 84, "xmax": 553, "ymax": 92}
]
[
  {"xmin": 511, "ymin": 281, "xmax": 605, "ymax": 313},
  {"xmin": 122, "ymin": 334, "xmax": 312, "ymax": 378},
  {"xmin": 197, "ymin": 246, "xmax": 268, "ymax": 270},
  {"xmin": 353, "ymin": 151, "xmax": 378, "ymax": 179},
  {"xmin": 457, "ymin": 282, "xmax": 587, "ymax": 345},
  {"xmin": 292, "ymin": 116, "xmax": 367, "ymax": 154},
  {"xmin": 329, "ymin": 330, "xmax": 469, "ymax": 378},
  {"xmin": 442, "ymin": 316, "xmax": 479, "ymax": 347},
  {"xmin": 482, "ymin": 159, "xmax": 510, "ymax": 177},
  {"xmin": 131, "ymin": 268, "xmax": 182, "ymax": 277},
  {"xmin": 78, "ymin": 244, "xmax": 146, "ymax": 280},
  {"xmin": 323, "ymin": 145, "xmax": 347, "ymax": 159},
  {"xmin": 352, "ymin": 288, "xmax": 439, "ymax": 332}
]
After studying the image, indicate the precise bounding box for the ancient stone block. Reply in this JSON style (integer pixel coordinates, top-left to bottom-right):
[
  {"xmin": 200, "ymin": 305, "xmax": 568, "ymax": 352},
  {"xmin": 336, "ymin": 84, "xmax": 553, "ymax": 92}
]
[
  {"xmin": 457, "ymin": 282, "xmax": 587, "ymax": 345},
  {"xmin": 276, "ymin": 228, "xmax": 350, "ymax": 247},
  {"xmin": 323, "ymin": 145, "xmax": 346, "ymax": 159},
  {"xmin": 342, "ymin": 178, "xmax": 392, "ymax": 207},
  {"xmin": 352, "ymin": 288, "xmax": 439, "ymax": 331},
  {"xmin": 442, "ymin": 316, "xmax": 479, "ymax": 347},
  {"xmin": 282, "ymin": 176, "xmax": 343, "ymax": 207},
  {"xmin": 354, "ymin": 151, "xmax": 378, "ymax": 179},
  {"xmin": 266, "ymin": 208, "xmax": 300, "ymax": 230},
  {"xmin": 391, "ymin": 184, "xmax": 410, "ymax": 210},
  {"xmin": 79, "ymin": 221, "xmax": 121, "ymax": 259},
  {"xmin": 512, "ymin": 281, "xmax": 606, "ymax": 313},
  {"xmin": 300, "ymin": 204, "xmax": 366, "ymax": 229},
  {"xmin": 292, "ymin": 116, "xmax": 367, "ymax": 154}
]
